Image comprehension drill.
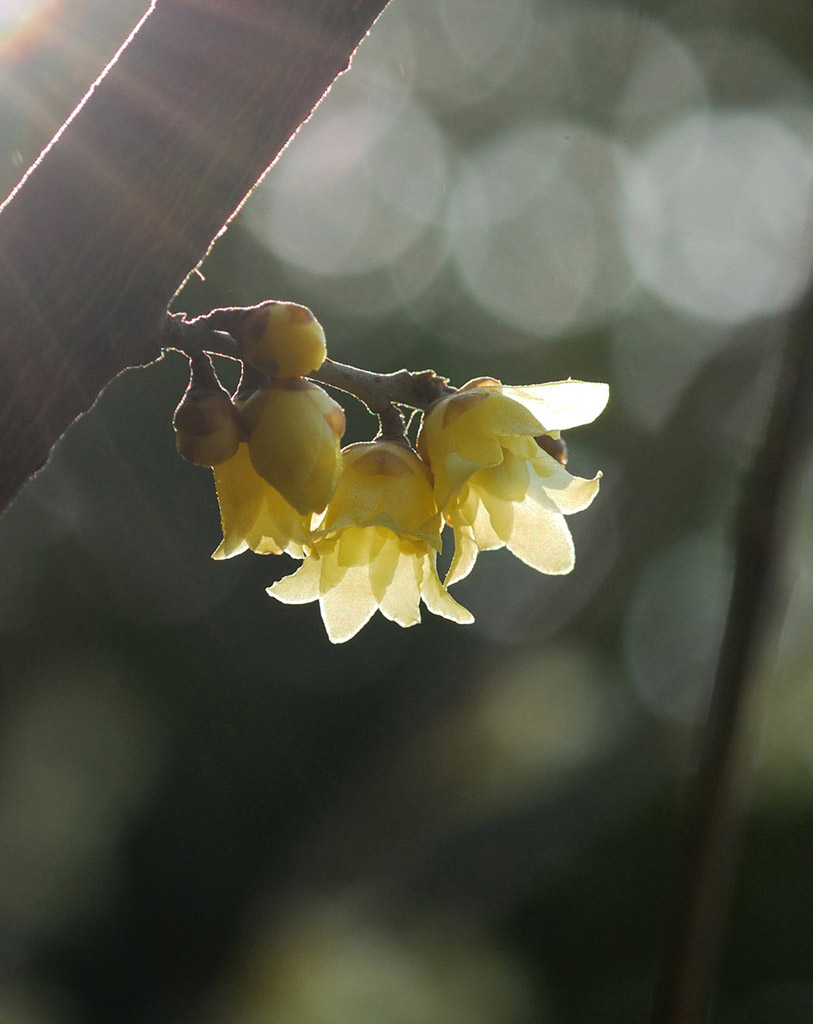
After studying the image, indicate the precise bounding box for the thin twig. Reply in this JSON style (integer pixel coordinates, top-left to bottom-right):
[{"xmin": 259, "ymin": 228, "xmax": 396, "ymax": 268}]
[
  {"xmin": 311, "ymin": 360, "xmax": 454, "ymax": 415},
  {"xmin": 165, "ymin": 308, "xmax": 456, "ymax": 415},
  {"xmin": 651, "ymin": 278, "xmax": 813, "ymax": 1023}
]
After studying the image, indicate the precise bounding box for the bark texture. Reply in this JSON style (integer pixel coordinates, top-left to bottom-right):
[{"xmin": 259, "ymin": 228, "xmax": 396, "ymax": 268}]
[{"xmin": 0, "ymin": 0, "xmax": 389, "ymax": 512}]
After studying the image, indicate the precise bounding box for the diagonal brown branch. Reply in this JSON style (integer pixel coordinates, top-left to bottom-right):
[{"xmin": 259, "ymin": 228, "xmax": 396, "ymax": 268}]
[{"xmin": 0, "ymin": 0, "xmax": 389, "ymax": 514}]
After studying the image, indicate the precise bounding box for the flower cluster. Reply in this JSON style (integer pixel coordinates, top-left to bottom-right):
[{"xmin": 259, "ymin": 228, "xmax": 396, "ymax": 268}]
[{"xmin": 173, "ymin": 302, "xmax": 608, "ymax": 643}]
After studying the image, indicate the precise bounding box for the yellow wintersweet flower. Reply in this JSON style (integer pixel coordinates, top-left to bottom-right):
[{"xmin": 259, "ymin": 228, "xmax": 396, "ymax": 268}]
[
  {"xmin": 417, "ymin": 377, "xmax": 608, "ymax": 584},
  {"xmin": 268, "ymin": 441, "xmax": 474, "ymax": 644},
  {"xmin": 242, "ymin": 379, "xmax": 345, "ymax": 517},
  {"xmin": 211, "ymin": 442, "xmax": 312, "ymax": 560}
]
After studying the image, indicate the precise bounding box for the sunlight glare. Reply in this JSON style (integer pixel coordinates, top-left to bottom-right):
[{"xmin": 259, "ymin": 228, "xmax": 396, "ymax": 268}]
[{"xmin": 0, "ymin": 0, "xmax": 60, "ymax": 60}]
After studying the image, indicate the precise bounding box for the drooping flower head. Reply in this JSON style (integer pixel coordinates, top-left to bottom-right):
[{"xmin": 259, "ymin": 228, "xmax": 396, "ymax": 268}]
[
  {"xmin": 211, "ymin": 442, "xmax": 312, "ymax": 560},
  {"xmin": 417, "ymin": 378, "xmax": 608, "ymax": 584},
  {"xmin": 268, "ymin": 440, "xmax": 474, "ymax": 643}
]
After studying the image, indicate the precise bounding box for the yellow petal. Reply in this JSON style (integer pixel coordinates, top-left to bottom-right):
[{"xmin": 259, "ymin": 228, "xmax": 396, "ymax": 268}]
[
  {"xmin": 254, "ymin": 486, "xmax": 312, "ymax": 555},
  {"xmin": 527, "ymin": 456, "xmax": 602, "ymax": 515},
  {"xmin": 212, "ymin": 538, "xmax": 244, "ymax": 560},
  {"xmin": 324, "ymin": 442, "xmax": 440, "ymax": 541},
  {"xmin": 443, "ymin": 386, "xmax": 546, "ymax": 438},
  {"xmin": 504, "ymin": 499, "xmax": 576, "ymax": 575},
  {"xmin": 475, "ymin": 449, "xmax": 531, "ymax": 504},
  {"xmin": 267, "ymin": 556, "xmax": 322, "ymax": 604},
  {"xmin": 444, "ymin": 421, "xmax": 504, "ymax": 466},
  {"xmin": 500, "ymin": 381, "xmax": 609, "ymax": 431},
  {"xmin": 377, "ymin": 550, "xmax": 422, "ymax": 627},
  {"xmin": 435, "ymin": 450, "xmax": 496, "ymax": 510},
  {"xmin": 419, "ymin": 390, "xmax": 546, "ymax": 510},
  {"xmin": 334, "ymin": 525, "xmax": 384, "ymax": 568},
  {"xmin": 445, "ymin": 513, "xmax": 479, "ymax": 586},
  {"xmin": 417, "ymin": 397, "xmax": 503, "ymax": 507},
  {"xmin": 420, "ymin": 553, "xmax": 475, "ymax": 624},
  {"xmin": 212, "ymin": 444, "xmax": 265, "ymax": 559},
  {"xmin": 212, "ymin": 442, "xmax": 314, "ymax": 559},
  {"xmin": 247, "ymin": 382, "xmax": 343, "ymax": 516},
  {"xmin": 318, "ymin": 540, "xmax": 350, "ymax": 594},
  {"xmin": 447, "ymin": 487, "xmax": 503, "ymax": 553},
  {"xmin": 368, "ymin": 535, "xmax": 401, "ymax": 604},
  {"xmin": 473, "ymin": 485, "xmax": 516, "ymax": 546},
  {"xmin": 319, "ymin": 565, "xmax": 379, "ymax": 643}
]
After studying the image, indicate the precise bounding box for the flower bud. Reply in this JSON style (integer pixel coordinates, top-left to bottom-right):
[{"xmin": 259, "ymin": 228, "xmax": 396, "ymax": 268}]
[
  {"xmin": 536, "ymin": 433, "xmax": 568, "ymax": 465},
  {"xmin": 242, "ymin": 379, "xmax": 345, "ymax": 516},
  {"xmin": 238, "ymin": 301, "xmax": 327, "ymax": 378},
  {"xmin": 173, "ymin": 387, "xmax": 241, "ymax": 466}
]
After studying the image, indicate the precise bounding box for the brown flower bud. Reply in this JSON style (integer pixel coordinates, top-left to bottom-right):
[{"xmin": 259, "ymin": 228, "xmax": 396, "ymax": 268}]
[
  {"xmin": 173, "ymin": 388, "xmax": 241, "ymax": 466},
  {"xmin": 536, "ymin": 433, "xmax": 568, "ymax": 465}
]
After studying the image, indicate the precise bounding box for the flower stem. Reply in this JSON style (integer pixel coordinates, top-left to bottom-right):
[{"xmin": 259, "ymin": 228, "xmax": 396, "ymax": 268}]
[{"xmin": 650, "ymin": 283, "xmax": 813, "ymax": 1023}]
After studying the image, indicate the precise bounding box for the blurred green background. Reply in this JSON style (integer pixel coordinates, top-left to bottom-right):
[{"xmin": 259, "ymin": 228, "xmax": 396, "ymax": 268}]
[{"xmin": 1, "ymin": 0, "xmax": 813, "ymax": 1021}]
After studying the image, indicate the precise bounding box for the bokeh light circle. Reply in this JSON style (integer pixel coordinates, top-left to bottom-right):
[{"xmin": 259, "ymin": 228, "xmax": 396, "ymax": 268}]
[
  {"xmin": 449, "ymin": 122, "xmax": 634, "ymax": 339},
  {"xmin": 385, "ymin": 0, "xmax": 535, "ymax": 110},
  {"xmin": 618, "ymin": 112, "xmax": 813, "ymax": 324},
  {"xmin": 248, "ymin": 97, "xmax": 447, "ymax": 278}
]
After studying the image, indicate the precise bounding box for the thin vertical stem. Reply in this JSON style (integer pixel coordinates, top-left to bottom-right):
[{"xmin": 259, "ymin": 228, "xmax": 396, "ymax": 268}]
[{"xmin": 650, "ymin": 281, "xmax": 813, "ymax": 1024}]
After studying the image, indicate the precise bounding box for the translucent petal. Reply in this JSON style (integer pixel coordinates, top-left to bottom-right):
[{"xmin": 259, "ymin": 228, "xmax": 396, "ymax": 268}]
[
  {"xmin": 248, "ymin": 384, "xmax": 342, "ymax": 515},
  {"xmin": 246, "ymin": 490, "xmax": 291, "ymax": 555},
  {"xmin": 378, "ymin": 551, "xmax": 422, "ymax": 627},
  {"xmin": 211, "ymin": 443, "xmax": 314, "ymax": 559},
  {"xmin": 505, "ymin": 499, "xmax": 576, "ymax": 575},
  {"xmin": 319, "ymin": 542, "xmax": 349, "ymax": 593},
  {"xmin": 474, "ymin": 485, "xmax": 515, "ymax": 545},
  {"xmin": 501, "ymin": 381, "xmax": 609, "ymax": 431},
  {"xmin": 434, "ymin": 451, "xmax": 490, "ymax": 510},
  {"xmin": 420, "ymin": 554, "xmax": 475, "ymax": 624},
  {"xmin": 418, "ymin": 400, "xmax": 503, "ymax": 509},
  {"xmin": 359, "ymin": 513, "xmax": 442, "ymax": 551},
  {"xmin": 324, "ymin": 471, "xmax": 386, "ymax": 530},
  {"xmin": 475, "ymin": 450, "xmax": 530, "ymax": 503},
  {"xmin": 249, "ymin": 533, "xmax": 285, "ymax": 556},
  {"xmin": 447, "ymin": 484, "xmax": 503, "ymax": 556},
  {"xmin": 369, "ymin": 536, "xmax": 401, "ymax": 604},
  {"xmin": 469, "ymin": 391, "xmax": 547, "ymax": 437},
  {"xmin": 324, "ymin": 442, "xmax": 439, "ymax": 537},
  {"xmin": 445, "ymin": 420, "xmax": 505, "ymax": 466},
  {"xmin": 335, "ymin": 526, "xmax": 377, "ymax": 567},
  {"xmin": 528, "ymin": 456, "xmax": 602, "ymax": 515},
  {"xmin": 319, "ymin": 565, "xmax": 378, "ymax": 643},
  {"xmin": 445, "ymin": 515, "xmax": 479, "ymax": 586},
  {"xmin": 267, "ymin": 556, "xmax": 322, "ymax": 604},
  {"xmin": 420, "ymin": 392, "xmax": 545, "ymax": 510},
  {"xmin": 469, "ymin": 500, "xmax": 502, "ymax": 551},
  {"xmin": 212, "ymin": 446, "xmax": 264, "ymax": 558},
  {"xmin": 501, "ymin": 434, "xmax": 543, "ymax": 465},
  {"xmin": 212, "ymin": 537, "xmax": 248, "ymax": 560}
]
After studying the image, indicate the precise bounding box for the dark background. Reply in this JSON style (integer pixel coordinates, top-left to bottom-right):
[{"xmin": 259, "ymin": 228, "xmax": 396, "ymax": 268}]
[{"xmin": 1, "ymin": 0, "xmax": 812, "ymax": 1021}]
